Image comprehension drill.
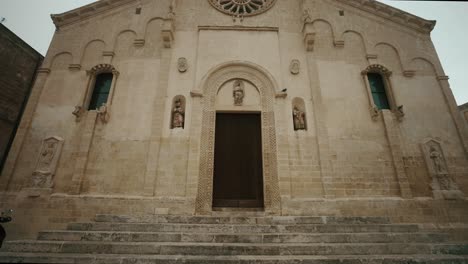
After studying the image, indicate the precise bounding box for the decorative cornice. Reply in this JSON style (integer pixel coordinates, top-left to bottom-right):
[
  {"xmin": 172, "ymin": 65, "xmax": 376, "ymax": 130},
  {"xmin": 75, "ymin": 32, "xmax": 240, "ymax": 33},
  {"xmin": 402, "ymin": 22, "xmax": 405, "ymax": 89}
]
[
  {"xmin": 51, "ymin": 0, "xmax": 136, "ymax": 29},
  {"xmin": 87, "ymin": 64, "xmax": 119, "ymax": 76},
  {"xmin": 437, "ymin": 75, "xmax": 449, "ymax": 81},
  {"xmin": 334, "ymin": 0, "xmax": 436, "ymax": 34}
]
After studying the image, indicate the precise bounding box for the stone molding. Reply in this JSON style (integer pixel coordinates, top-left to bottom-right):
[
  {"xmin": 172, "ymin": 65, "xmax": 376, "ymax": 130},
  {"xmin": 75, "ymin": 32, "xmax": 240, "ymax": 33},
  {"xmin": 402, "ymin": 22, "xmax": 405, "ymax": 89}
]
[
  {"xmin": 195, "ymin": 61, "xmax": 281, "ymax": 215},
  {"xmin": 333, "ymin": 0, "xmax": 435, "ymax": 34},
  {"xmin": 51, "ymin": 0, "xmax": 136, "ymax": 29}
]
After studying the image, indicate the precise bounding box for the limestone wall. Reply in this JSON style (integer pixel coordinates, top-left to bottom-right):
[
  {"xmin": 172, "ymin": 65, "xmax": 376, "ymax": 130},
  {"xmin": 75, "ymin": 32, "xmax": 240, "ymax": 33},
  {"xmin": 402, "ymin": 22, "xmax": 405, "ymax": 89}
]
[{"xmin": 1, "ymin": 0, "xmax": 467, "ymax": 239}]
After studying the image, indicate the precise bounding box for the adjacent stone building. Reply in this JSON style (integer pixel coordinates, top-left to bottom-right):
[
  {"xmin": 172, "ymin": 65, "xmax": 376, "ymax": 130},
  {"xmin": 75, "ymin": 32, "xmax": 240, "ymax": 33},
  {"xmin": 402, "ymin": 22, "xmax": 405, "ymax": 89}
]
[
  {"xmin": 1, "ymin": 0, "xmax": 468, "ymax": 240},
  {"xmin": 0, "ymin": 24, "xmax": 43, "ymax": 174},
  {"xmin": 460, "ymin": 102, "xmax": 468, "ymax": 125}
]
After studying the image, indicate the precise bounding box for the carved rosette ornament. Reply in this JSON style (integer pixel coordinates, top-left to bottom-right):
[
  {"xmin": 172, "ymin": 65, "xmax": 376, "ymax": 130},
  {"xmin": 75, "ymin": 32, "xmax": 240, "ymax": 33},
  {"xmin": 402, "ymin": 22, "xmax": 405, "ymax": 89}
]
[
  {"xmin": 208, "ymin": 0, "xmax": 277, "ymax": 17},
  {"xmin": 32, "ymin": 136, "xmax": 64, "ymax": 188},
  {"xmin": 290, "ymin": 59, "xmax": 300, "ymax": 75},
  {"xmin": 232, "ymin": 79, "xmax": 245, "ymax": 106},
  {"xmin": 177, "ymin": 57, "xmax": 188, "ymax": 73},
  {"xmin": 421, "ymin": 139, "xmax": 464, "ymax": 200}
]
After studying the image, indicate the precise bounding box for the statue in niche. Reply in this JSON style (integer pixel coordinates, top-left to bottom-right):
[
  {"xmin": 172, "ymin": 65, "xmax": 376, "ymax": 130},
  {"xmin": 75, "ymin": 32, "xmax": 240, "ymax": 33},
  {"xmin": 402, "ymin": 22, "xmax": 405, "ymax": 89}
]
[
  {"xmin": 293, "ymin": 106, "xmax": 306, "ymax": 130},
  {"xmin": 37, "ymin": 142, "xmax": 56, "ymax": 171},
  {"xmin": 32, "ymin": 136, "xmax": 64, "ymax": 189},
  {"xmin": 177, "ymin": 57, "xmax": 188, "ymax": 73},
  {"xmin": 172, "ymin": 98, "xmax": 185, "ymax": 128},
  {"xmin": 233, "ymin": 80, "xmax": 245, "ymax": 106},
  {"xmin": 290, "ymin": 59, "xmax": 300, "ymax": 75},
  {"xmin": 421, "ymin": 139, "xmax": 464, "ymax": 199},
  {"xmin": 429, "ymin": 146, "xmax": 447, "ymax": 174}
]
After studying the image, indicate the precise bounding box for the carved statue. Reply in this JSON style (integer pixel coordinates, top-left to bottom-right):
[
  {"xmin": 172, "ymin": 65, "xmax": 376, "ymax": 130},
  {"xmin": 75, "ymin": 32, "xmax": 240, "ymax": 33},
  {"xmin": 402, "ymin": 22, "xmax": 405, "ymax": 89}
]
[
  {"xmin": 177, "ymin": 57, "xmax": 188, "ymax": 73},
  {"xmin": 37, "ymin": 142, "xmax": 57, "ymax": 171},
  {"xmin": 293, "ymin": 106, "xmax": 306, "ymax": 130},
  {"xmin": 429, "ymin": 146, "xmax": 445, "ymax": 174},
  {"xmin": 172, "ymin": 98, "xmax": 185, "ymax": 128},
  {"xmin": 233, "ymin": 80, "xmax": 245, "ymax": 106},
  {"xmin": 290, "ymin": 59, "xmax": 300, "ymax": 75}
]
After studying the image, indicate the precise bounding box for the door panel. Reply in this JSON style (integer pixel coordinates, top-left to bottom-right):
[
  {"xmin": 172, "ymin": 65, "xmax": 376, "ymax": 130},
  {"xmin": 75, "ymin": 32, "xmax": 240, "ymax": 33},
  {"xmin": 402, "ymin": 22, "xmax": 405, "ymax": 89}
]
[{"xmin": 213, "ymin": 113, "xmax": 263, "ymax": 208}]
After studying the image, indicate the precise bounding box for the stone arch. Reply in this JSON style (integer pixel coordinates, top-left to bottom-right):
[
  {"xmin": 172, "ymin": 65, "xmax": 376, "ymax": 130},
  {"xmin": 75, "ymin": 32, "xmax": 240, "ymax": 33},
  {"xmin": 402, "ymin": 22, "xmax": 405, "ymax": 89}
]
[
  {"xmin": 80, "ymin": 39, "xmax": 106, "ymax": 69},
  {"xmin": 50, "ymin": 52, "xmax": 73, "ymax": 70},
  {"xmin": 113, "ymin": 30, "xmax": 137, "ymax": 61},
  {"xmin": 342, "ymin": 30, "xmax": 367, "ymax": 65},
  {"xmin": 143, "ymin": 18, "xmax": 164, "ymax": 57},
  {"xmin": 410, "ymin": 57, "xmax": 439, "ymax": 76},
  {"xmin": 375, "ymin": 42, "xmax": 404, "ymax": 73},
  {"xmin": 195, "ymin": 61, "xmax": 281, "ymax": 215}
]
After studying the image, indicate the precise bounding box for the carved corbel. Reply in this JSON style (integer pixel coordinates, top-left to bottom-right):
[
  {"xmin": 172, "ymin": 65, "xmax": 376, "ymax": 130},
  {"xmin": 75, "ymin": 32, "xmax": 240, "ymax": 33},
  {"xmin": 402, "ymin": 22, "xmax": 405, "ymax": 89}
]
[
  {"xmin": 334, "ymin": 40, "xmax": 345, "ymax": 48},
  {"xmin": 369, "ymin": 105, "xmax": 380, "ymax": 121},
  {"xmin": 72, "ymin": 105, "xmax": 84, "ymax": 121},
  {"xmin": 395, "ymin": 105, "xmax": 405, "ymax": 121},
  {"xmin": 190, "ymin": 90, "xmax": 203, "ymax": 98},
  {"xmin": 403, "ymin": 70, "xmax": 415, "ymax": 78},
  {"xmin": 68, "ymin": 64, "xmax": 81, "ymax": 71},
  {"xmin": 302, "ymin": 22, "xmax": 315, "ymax": 52},
  {"xmin": 134, "ymin": 39, "xmax": 145, "ymax": 47},
  {"xmin": 162, "ymin": 20, "xmax": 175, "ymax": 48},
  {"xmin": 97, "ymin": 104, "xmax": 110, "ymax": 123}
]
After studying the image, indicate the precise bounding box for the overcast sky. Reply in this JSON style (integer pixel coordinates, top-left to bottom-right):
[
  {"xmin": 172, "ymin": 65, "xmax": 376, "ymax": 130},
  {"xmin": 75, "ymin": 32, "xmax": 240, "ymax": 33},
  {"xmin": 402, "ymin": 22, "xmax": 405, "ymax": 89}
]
[{"xmin": 1, "ymin": 0, "xmax": 467, "ymax": 105}]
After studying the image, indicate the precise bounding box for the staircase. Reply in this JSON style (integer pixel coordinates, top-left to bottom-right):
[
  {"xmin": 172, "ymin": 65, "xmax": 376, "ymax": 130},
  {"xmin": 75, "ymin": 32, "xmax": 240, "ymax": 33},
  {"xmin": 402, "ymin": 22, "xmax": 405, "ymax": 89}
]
[{"xmin": 0, "ymin": 213, "xmax": 467, "ymax": 263}]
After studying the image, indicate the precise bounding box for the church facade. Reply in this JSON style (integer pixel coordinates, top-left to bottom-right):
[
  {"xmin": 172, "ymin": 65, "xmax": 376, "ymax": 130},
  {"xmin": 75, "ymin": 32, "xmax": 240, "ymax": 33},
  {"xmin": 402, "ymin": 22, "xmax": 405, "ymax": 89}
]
[{"xmin": 1, "ymin": 0, "xmax": 468, "ymax": 239}]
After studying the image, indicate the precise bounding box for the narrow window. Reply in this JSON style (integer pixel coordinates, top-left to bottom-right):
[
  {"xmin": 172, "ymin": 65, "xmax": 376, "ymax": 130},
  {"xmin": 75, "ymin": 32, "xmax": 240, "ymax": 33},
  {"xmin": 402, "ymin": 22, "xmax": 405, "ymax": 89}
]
[
  {"xmin": 367, "ymin": 73, "xmax": 390, "ymax": 110},
  {"xmin": 88, "ymin": 73, "xmax": 113, "ymax": 110}
]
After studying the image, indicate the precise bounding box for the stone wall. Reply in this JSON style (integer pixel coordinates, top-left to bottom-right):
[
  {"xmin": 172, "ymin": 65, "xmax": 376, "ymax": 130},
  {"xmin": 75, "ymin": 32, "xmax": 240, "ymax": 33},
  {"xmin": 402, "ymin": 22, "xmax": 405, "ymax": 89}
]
[
  {"xmin": 0, "ymin": 24, "xmax": 43, "ymax": 174},
  {"xmin": 0, "ymin": 0, "xmax": 467, "ymax": 239}
]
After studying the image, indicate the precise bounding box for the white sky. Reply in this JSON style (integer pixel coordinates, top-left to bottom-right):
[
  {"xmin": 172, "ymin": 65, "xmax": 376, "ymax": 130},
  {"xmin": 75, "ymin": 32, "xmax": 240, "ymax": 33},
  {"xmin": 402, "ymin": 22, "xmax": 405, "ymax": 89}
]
[{"xmin": 1, "ymin": 0, "xmax": 467, "ymax": 105}]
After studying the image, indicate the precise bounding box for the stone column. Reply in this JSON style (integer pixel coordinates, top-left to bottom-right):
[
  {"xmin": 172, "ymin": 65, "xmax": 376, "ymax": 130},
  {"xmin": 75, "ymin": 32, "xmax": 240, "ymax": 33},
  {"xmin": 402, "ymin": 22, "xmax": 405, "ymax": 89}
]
[{"xmin": 0, "ymin": 68, "xmax": 50, "ymax": 191}]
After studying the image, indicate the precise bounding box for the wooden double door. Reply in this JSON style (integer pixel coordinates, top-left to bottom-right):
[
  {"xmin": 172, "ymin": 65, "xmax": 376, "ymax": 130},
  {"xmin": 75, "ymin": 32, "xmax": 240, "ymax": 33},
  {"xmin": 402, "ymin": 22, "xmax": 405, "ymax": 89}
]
[{"xmin": 213, "ymin": 113, "xmax": 264, "ymax": 208}]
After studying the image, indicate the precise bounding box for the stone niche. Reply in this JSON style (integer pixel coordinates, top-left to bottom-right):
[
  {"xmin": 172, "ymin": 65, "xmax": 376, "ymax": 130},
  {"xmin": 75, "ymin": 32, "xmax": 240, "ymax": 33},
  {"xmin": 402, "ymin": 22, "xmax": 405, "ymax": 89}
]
[
  {"xmin": 421, "ymin": 139, "xmax": 464, "ymax": 200},
  {"xmin": 216, "ymin": 79, "xmax": 261, "ymax": 111}
]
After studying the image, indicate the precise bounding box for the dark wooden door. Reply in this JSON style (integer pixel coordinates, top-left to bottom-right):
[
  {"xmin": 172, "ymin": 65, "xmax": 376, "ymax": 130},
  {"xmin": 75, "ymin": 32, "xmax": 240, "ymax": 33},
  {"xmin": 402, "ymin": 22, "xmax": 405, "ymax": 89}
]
[{"xmin": 213, "ymin": 113, "xmax": 264, "ymax": 208}]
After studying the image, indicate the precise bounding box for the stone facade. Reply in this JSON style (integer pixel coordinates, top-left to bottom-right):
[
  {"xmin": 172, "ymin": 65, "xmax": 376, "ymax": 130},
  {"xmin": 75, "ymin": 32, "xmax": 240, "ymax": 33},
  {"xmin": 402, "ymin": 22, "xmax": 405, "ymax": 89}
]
[
  {"xmin": 1, "ymin": 0, "xmax": 468, "ymax": 239},
  {"xmin": 460, "ymin": 102, "xmax": 468, "ymax": 125},
  {"xmin": 0, "ymin": 24, "xmax": 43, "ymax": 174}
]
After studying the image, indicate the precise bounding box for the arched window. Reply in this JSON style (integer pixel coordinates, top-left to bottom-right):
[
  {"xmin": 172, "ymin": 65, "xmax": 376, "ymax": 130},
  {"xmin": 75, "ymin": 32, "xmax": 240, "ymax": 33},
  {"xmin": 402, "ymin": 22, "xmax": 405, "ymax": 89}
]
[
  {"xmin": 88, "ymin": 73, "xmax": 113, "ymax": 110},
  {"xmin": 367, "ymin": 73, "xmax": 390, "ymax": 110},
  {"xmin": 83, "ymin": 64, "xmax": 119, "ymax": 111},
  {"xmin": 361, "ymin": 64, "xmax": 401, "ymax": 120}
]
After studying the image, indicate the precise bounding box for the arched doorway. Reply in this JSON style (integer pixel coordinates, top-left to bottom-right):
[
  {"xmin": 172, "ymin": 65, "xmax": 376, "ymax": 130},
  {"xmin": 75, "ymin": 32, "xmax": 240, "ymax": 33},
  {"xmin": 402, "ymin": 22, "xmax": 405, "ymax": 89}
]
[{"xmin": 195, "ymin": 61, "xmax": 281, "ymax": 215}]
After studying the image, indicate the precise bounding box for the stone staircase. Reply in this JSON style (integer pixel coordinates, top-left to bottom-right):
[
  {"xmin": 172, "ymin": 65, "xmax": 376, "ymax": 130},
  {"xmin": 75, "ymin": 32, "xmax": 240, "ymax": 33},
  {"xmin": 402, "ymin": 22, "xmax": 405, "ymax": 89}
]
[{"xmin": 0, "ymin": 213, "xmax": 467, "ymax": 263}]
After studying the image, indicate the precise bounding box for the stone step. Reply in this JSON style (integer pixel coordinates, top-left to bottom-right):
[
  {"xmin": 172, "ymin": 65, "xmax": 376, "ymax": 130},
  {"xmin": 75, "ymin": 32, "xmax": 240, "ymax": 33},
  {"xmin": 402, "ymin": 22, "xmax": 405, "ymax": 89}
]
[
  {"xmin": 4, "ymin": 241, "xmax": 468, "ymax": 255},
  {"xmin": 1, "ymin": 253, "xmax": 468, "ymax": 264},
  {"xmin": 66, "ymin": 222, "xmax": 420, "ymax": 233},
  {"xmin": 37, "ymin": 230, "xmax": 449, "ymax": 244},
  {"xmin": 94, "ymin": 214, "xmax": 390, "ymax": 225}
]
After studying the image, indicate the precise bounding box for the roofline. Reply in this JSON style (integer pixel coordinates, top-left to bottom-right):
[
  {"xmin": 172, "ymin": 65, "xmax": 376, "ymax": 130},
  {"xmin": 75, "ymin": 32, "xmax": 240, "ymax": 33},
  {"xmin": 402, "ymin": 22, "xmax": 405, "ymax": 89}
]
[
  {"xmin": 51, "ymin": 0, "xmax": 136, "ymax": 29},
  {"xmin": 336, "ymin": 0, "xmax": 435, "ymax": 34},
  {"xmin": 51, "ymin": 0, "xmax": 436, "ymax": 34},
  {"xmin": 0, "ymin": 23, "xmax": 45, "ymax": 58}
]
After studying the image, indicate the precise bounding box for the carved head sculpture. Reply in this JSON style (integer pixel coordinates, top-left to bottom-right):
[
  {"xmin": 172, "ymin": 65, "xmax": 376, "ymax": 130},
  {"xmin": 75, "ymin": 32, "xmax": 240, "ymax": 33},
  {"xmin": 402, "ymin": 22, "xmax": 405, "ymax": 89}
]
[
  {"xmin": 233, "ymin": 80, "xmax": 245, "ymax": 106},
  {"xmin": 177, "ymin": 57, "xmax": 188, "ymax": 73},
  {"xmin": 290, "ymin": 59, "xmax": 300, "ymax": 75}
]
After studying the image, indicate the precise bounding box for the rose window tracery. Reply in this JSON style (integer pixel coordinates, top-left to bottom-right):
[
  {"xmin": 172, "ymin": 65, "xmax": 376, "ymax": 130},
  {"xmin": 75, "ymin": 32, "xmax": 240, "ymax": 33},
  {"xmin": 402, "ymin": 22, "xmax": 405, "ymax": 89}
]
[{"xmin": 208, "ymin": 0, "xmax": 277, "ymax": 17}]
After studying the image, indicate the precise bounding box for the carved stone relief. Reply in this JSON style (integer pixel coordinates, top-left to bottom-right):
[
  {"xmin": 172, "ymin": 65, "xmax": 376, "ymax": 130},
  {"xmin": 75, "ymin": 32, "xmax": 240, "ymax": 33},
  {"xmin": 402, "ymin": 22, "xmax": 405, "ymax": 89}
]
[
  {"xmin": 171, "ymin": 97, "xmax": 185, "ymax": 129},
  {"xmin": 421, "ymin": 139, "xmax": 464, "ymax": 200},
  {"xmin": 32, "ymin": 136, "xmax": 64, "ymax": 188},
  {"xmin": 97, "ymin": 104, "xmax": 110, "ymax": 123},
  {"xmin": 177, "ymin": 57, "xmax": 188, "ymax": 73},
  {"xmin": 290, "ymin": 59, "xmax": 300, "ymax": 75},
  {"xmin": 233, "ymin": 79, "xmax": 245, "ymax": 106}
]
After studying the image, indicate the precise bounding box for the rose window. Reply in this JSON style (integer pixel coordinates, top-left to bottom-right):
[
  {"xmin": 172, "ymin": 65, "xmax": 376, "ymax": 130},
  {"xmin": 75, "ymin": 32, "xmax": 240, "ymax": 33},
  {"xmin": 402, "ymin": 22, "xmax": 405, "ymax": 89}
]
[{"xmin": 208, "ymin": 0, "xmax": 277, "ymax": 17}]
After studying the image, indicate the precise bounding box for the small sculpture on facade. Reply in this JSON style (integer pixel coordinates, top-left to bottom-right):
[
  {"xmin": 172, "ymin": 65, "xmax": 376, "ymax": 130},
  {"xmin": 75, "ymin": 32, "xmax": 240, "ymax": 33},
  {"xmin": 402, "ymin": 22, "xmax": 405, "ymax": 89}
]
[
  {"xmin": 290, "ymin": 59, "xmax": 300, "ymax": 75},
  {"xmin": 370, "ymin": 105, "xmax": 379, "ymax": 121},
  {"xmin": 32, "ymin": 136, "xmax": 64, "ymax": 189},
  {"xmin": 172, "ymin": 98, "xmax": 185, "ymax": 129},
  {"xmin": 395, "ymin": 105, "xmax": 405, "ymax": 121},
  {"xmin": 177, "ymin": 57, "xmax": 188, "ymax": 73},
  {"xmin": 421, "ymin": 139, "xmax": 464, "ymax": 199},
  {"xmin": 293, "ymin": 106, "xmax": 306, "ymax": 130},
  {"xmin": 233, "ymin": 80, "xmax": 245, "ymax": 106}
]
